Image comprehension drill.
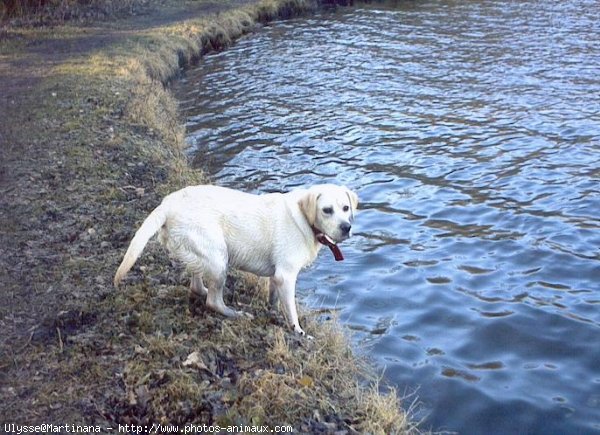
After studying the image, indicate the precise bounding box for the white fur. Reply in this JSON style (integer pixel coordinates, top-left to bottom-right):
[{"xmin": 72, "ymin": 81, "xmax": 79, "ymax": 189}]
[{"xmin": 114, "ymin": 184, "xmax": 358, "ymax": 335}]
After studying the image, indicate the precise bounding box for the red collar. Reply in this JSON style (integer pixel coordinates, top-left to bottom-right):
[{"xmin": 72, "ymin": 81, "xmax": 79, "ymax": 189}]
[{"xmin": 311, "ymin": 226, "xmax": 344, "ymax": 261}]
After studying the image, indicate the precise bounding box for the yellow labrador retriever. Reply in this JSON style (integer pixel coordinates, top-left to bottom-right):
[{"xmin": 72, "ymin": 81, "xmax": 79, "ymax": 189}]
[{"xmin": 114, "ymin": 184, "xmax": 358, "ymax": 335}]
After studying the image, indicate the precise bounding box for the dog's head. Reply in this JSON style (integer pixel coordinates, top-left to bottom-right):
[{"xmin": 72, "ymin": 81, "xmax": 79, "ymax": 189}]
[{"xmin": 299, "ymin": 184, "xmax": 359, "ymax": 244}]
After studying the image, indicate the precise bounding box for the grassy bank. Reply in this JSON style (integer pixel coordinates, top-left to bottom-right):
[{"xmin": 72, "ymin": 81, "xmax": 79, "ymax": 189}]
[{"xmin": 0, "ymin": 0, "xmax": 417, "ymax": 432}]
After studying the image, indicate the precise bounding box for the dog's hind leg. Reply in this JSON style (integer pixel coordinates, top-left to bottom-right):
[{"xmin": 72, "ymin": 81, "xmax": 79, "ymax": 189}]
[
  {"xmin": 189, "ymin": 274, "xmax": 209, "ymax": 313},
  {"xmin": 205, "ymin": 268, "xmax": 235, "ymax": 317},
  {"xmin": 178, "ymin": 229, "xmax": 251, "ymax": 319},
  {"xmin": 190, "ymin": 274, "xmax": 208, "ymax": 297},
  {"xmin": 201, "ymin": 245, "xmax": 252, "ymax": 319},
  {"xmin": 269, "ymin": 277, "xmax": 280, "ymax": 308},
  {"xmin": 205, "ymin": 270, "xmax": 252, "ymax": 318}
]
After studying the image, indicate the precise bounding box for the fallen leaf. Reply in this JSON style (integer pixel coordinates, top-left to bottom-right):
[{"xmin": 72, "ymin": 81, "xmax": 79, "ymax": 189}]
[
  {"xmin": 183, "ymin": 351, "xmax": 209, "ymax": 371},
  {"xmin": 298, "ymin": 375, "xmax": 314, "ymax": 388}
]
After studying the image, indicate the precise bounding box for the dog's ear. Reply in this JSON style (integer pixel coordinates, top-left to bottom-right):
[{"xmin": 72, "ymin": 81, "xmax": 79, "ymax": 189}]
[
  {"xmin": 299, "ymin": 190, "xmax": 318, "ymax": 226},
  {"xmin": 346, "ymin": 188, "xmax": 359, "ymax": 211}
]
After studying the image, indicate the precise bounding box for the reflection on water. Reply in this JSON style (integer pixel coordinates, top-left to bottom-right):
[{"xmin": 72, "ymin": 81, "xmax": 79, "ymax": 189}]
[{"xmin": 173, "ymin": 1, "xmax": 600, "ymax": 433}]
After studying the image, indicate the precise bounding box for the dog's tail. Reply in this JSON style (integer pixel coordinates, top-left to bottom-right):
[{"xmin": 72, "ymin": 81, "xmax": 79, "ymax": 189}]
[{"xmin": 114, "ymin": 204, "xmax": 167, "ymax": 287}]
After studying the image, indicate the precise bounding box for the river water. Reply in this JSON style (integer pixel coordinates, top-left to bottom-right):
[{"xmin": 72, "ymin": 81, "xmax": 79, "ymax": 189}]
[{"xmin": 172, "ymin": 1, "xmax": 600, "ymax": 433}]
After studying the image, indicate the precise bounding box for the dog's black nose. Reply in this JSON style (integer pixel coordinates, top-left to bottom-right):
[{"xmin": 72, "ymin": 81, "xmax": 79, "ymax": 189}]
[{"xmin": 340, "ymin": 223, "xmax": 351, "ymax": 235}]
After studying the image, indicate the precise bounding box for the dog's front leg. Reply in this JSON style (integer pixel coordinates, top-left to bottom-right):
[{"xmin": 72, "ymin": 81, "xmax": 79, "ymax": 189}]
[{"xmin": 272, "ymin": 271, "xmax": 311, "ymax": 337}]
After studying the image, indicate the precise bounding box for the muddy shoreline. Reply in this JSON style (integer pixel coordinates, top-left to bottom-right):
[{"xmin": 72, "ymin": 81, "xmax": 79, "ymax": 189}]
[{"xmin": 0, "ymin": 1, "xmax": 415, "ymax": 432}]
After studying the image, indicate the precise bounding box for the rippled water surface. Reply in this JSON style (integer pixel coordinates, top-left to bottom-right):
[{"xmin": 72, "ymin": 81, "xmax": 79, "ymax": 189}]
[{"xmin": 173, "ymin": 1, "xmax": 600, "ymax": 433}]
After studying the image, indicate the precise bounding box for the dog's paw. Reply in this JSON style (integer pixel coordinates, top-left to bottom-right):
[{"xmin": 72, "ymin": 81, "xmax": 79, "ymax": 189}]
[{"xmin": 294, "ymin": 326, "xmax": 314, "ymax": 340}]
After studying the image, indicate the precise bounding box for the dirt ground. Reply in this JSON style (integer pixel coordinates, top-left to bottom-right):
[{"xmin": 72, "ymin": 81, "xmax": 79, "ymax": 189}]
[{"xmin": 0, "ymin": 1, "xmax": 415, "ymax": 433}]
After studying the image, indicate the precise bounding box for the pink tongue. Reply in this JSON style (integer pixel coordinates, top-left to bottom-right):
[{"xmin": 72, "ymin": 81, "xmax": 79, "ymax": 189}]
[{"xmin": 316, "ymin": 234, "xmax": 344, "ymax": 261}]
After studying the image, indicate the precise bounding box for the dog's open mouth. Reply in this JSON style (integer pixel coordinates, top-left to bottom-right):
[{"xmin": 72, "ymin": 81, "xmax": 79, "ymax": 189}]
[
  {"xmin": 315, "ymin": 232, "xmax": 344, "ymax": 261},
  {"xmin": 318, "ymin": 233, "xmax": 336, "ymax": 245}
]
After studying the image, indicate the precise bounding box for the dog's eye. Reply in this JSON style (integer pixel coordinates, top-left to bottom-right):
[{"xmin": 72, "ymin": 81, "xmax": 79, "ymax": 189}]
[
  {"xmin": 322, "ymin": 207, "xmax": 334, "ymax": 215},
  {"xmin": 343, "ymin": 205, "xmax": 350, "ymax": 212}
]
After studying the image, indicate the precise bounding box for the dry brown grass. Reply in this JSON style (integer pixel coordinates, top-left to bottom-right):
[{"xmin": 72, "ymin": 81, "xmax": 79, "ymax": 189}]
[{"xmin": 357, "ymin": 383, "xmax": 422, "ymax": 434}]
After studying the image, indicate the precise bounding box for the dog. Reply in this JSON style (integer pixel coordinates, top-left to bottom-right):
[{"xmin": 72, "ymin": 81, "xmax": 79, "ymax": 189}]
[{"xmin": 114, "ymin": 184, "xmax": 358, "ymax": 336}]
